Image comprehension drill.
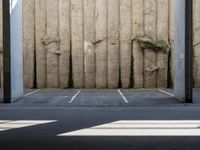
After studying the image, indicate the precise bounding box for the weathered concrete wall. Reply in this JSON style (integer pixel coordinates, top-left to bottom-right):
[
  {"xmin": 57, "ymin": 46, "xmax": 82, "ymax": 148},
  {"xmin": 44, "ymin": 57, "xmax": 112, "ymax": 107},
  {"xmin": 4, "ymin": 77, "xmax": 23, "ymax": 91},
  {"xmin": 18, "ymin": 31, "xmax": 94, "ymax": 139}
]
[
  {"xmin": 193, "ymin": 0, "xmax": 200, "ymax": 88},
  {"xmin": 24, "ymin": 0, "xmax": 170, "ymax": 89},
  {"xmin": 0, "ymin": 0, "xmax": 200, "ymax": 89},
  {"xmin": 0, "ymin": 0, "xmax": 3, "ymax": 87}
]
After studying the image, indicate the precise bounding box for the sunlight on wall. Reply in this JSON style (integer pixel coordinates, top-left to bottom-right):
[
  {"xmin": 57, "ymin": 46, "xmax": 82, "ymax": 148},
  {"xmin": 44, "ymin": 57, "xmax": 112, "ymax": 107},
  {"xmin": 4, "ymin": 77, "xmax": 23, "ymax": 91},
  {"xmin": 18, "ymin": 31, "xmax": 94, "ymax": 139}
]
[
  {"xmin": 0, "ymin": 120, "xmax": 56, "ymax": 132},
  {"xmin": 58, "ymin": 120, "xmax": 200, "ymax": 136},
  {"xmin": 10, "ymin": 0, "xmax": 18, "ymax": 13}
]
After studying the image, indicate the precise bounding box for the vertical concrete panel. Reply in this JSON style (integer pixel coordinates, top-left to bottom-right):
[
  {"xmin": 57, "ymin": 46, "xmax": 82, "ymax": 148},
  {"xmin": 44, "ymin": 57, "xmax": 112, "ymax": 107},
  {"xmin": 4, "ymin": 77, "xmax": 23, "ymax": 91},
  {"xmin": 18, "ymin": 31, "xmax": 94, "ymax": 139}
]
[
  {"xmin": 107, "ymin": 0, "xmax": 120, "ymax": 88},
  {"xmin": 132, "ymin": 0, "xmax": 144, "ymax": 88},
  {"xmin": 0, "ymin": 0, "xmax": 2, "ymax": 88},
  {"xmin": 71, "ymin": 0, "xmax": 84, "ymax": 88},
  {"xmin": 59, "ymin": 0, "xmax": 71, "ymax": 88},
  {"xmin": 156, "ymin": 0, "xmax": 169, "ymax": 88},
  {"xmin": 95, "ymin": 0, "xmax": 107, "ymax": 88},
  {"xmin": 23, "ymin": 0, "xmax": 35, "ymax": 88},
  {"xmin": 144, "ymin": 0, "xmax": 157, "ymax": 88},
  {"xmin": 84, "ymin": 0, "xmax": 95, "ymax": 88},
  {"xmin": 174, "ymin": 0, "xmax": 186, "ymax": 101},
  {"xmin": 193, "ymin": 0, "xmax": 200, "ymax": 88},
  {"xmin": 35, "ymin": 0, "xmax": 47, "ymax": 88},
  {"xmin": 46, "ymin": 0, "xmax": 59, "ymax": 88},
  {"xmin": 120, "ymin": 0, "xmax": 132, "ymax": 88},
  {"xmin": 169, "ymin": 0, "xmax": 175, "ymax": 86},
  {"xmin": 10, "ymin": 0, "xmax": 24, "ymax": 101}
]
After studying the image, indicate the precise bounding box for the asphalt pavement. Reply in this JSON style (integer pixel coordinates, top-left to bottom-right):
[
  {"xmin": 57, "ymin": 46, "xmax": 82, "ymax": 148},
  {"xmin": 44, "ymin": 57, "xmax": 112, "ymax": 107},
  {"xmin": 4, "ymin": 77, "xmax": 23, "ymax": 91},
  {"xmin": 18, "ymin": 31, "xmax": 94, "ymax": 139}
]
[{"xmin": 0, "ymin": 89, "xmax": 200, "ymax": 150}]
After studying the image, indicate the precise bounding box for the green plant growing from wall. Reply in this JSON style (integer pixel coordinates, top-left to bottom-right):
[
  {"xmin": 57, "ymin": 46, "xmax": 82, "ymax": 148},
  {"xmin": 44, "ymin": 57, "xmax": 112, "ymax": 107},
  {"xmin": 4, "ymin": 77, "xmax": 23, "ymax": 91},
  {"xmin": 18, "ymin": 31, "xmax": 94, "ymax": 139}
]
[{"xmin": 133, "ymin": 35, "xmax": 170, "ymax": 53}]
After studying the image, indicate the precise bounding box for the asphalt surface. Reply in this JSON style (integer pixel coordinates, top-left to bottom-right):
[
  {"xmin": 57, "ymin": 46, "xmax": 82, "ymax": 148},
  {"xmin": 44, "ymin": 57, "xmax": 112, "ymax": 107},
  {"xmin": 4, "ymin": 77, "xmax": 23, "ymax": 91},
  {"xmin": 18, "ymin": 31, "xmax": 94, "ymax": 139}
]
[{"xmin": 0, "ymin": 89, "xmax": 200, "ymax": 150}]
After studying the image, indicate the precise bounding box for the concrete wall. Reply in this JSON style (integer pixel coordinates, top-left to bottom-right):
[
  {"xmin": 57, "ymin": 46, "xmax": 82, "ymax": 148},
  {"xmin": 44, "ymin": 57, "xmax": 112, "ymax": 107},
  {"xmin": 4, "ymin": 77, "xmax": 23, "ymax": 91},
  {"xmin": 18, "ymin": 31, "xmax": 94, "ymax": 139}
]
[
  {"xmin": 193, "ymin": 0, "xmax": 200, "ymax": 88},
  {"xmin": 22, "ymin": 0, "xmax": 170, "ymax": 89},
  {"xmin": 0, "ymin": 0, "xmax": 199, "ymax": 89},
  {"xmin": 0, "ymin": 0, "xmax": 3, "ymax": 88}
]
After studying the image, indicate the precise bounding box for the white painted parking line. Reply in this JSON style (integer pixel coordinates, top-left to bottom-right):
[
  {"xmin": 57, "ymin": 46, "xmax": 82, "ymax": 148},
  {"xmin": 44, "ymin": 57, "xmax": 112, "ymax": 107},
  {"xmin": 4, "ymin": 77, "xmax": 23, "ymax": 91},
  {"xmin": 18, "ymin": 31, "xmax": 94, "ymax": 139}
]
[
  {"xmin": 118, "ymin": 89, "xmax": 129, "ymax": 104},
  {"xmin": 23, "ymin": 89, "xmax": 41, "ymax": 97},
  {"xmin": 68, "ymin": 90, "xmax": 81, "ymax": 104},
  {"xmin": 158, "ymin": 89, "xmax": 175, "ymax": 97}
]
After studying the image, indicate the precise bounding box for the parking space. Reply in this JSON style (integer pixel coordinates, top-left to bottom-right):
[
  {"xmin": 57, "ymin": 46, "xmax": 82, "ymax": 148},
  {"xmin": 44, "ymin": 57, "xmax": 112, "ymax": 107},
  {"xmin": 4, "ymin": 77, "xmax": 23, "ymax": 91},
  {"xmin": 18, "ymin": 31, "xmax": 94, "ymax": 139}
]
[
  {"xmin": 120, "ymin": 89, "xmax": 179, "ymax": 106},
  {"xmin": 70, "ymin": 89, "xmax": 125, "ymax": 107},
  {"xmin": 0, "ymin": 88, "xmax": 183, "ymax": 107},
  {"xmin": 14, "ymin": 89, "xmax": 79, "ymax": 106},
  {"xmin": 1, "ymin": 88, "xmax": 200, "ymax": 107},
  {"xmin": 0, "ymin": 89, "xmax": 37, "ymax": 102}
]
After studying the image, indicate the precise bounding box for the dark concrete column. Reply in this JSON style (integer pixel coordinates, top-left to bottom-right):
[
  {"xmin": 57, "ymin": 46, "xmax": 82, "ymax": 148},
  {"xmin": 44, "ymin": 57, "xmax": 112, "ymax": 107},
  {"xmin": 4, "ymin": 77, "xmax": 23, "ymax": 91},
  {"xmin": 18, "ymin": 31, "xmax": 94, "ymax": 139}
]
[{"xmin": 185, "ymin": 0, "xmax": 193, "ymax": 103}]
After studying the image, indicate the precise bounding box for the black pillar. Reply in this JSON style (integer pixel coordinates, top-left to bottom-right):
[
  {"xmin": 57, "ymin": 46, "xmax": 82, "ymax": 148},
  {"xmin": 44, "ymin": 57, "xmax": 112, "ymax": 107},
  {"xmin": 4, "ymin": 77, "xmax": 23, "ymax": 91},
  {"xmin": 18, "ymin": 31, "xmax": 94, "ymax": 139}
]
[
  {"xmin": 185, "ymin": 0, "xmax": 193, "ymax": 103},
  {"xmin": 2, "ymin": 0, "xmax": 11, "ymax": 103}
]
